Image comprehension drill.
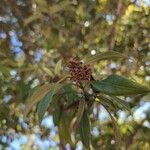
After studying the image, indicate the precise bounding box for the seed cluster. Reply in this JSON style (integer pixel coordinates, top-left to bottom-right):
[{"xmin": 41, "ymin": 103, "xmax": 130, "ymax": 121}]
[{"xmin": 68, "ymin": 57, "xmax": 92, "ymax": 82}]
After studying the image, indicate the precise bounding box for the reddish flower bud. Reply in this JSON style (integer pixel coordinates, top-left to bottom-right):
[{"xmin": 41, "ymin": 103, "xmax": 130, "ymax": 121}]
[{"xmin": 68, "ymin": 57, "xmax": 92, "ymax": 82}]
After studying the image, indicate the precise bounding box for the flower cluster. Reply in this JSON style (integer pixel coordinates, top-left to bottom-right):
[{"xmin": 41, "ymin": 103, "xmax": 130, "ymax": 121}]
[{"xmin": 68, "ymin": 57, "xmax": 92, "ymax": 82}]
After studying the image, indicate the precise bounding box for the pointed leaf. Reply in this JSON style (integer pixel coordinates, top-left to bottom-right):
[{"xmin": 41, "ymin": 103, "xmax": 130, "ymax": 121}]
[
  {"xmin": 53, "ymin": 105, "xmax": 61, "ymax": 125},
  {"xmin": 37, "ymin": 90, "xmax": 55, "ymax": 122},
  {"xmin": 24, "ymin": 76, "xmax": 66, "ymax": 117},
  {"xmin": 41, "ymin": 65, "xmax": 54, "ymax": 77},
  {"xmin": 98, "ymin": 96, "xmax": 117, "ymax": 110},
  {"xmin": 110, "ymin": 96, "xmax": 130, "ymax": 112},
  {"xmin": 76, "ymin": 99, "xmax": 85, "ymax": 128},
  {"xmin": 24, "ymin": 14, "xmax": 41, "ymax": 26},
  {"xmin": 91, "ymin": 75, "xmax": 150, "ymax": 96},
  {"xmin": 78, "ymin": 111, "xmax": 91, "ymax": 150},
  {"xmin": 54, "ymin": 59, "xmax": 62, "ymax": 75},
  {"xmin": 36, "ymin": 82, "xmax": 65, "ymax": 121},
  {"xmin": 24, "ymin": 84, "xmax": 52, "ymax": 116},
  {"xmin": 104, "ymin": 106, "xmax": 121, "ymax": 149},
  {"xmin": 58, "ymin": 112, "xmax": 74, "ymax": 146},
  {"xmin": 84, "ymin": 51, "xmax": 126, "ymax": 64}
]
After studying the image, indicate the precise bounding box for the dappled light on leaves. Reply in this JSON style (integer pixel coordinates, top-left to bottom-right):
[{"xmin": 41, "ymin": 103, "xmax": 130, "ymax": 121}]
[{"xmin": 0, "ymin": 0, "xmax": 150, "ymax": 149}]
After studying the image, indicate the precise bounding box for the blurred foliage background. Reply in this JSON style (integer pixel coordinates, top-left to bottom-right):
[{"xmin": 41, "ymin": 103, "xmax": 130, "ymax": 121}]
[{"xmin": 0, "ymin": 0, "xmax": 150, "ymax": 149}]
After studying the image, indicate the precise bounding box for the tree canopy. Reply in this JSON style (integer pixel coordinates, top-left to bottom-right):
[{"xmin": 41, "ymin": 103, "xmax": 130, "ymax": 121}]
[{"xmin": 0, "ymin": 0, "xmax": 150, "ymax": 149}]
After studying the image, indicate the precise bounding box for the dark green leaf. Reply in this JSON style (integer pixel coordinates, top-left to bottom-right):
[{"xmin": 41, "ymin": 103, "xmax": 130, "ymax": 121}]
[
  {"xmin": 91, "ymin": 75, "xmax": 150, "ymax": 96},
  {"xmin": 63, "ymin": 84, "xmax": 78, "ymax": 104},
  {"xmin": 36, "ymin": 82, "xmax": 64, "ymax": 122},
  {"xmin": 110, "ymin": 96, "xmax": 130, "ymax": 112},
  {"xmin": 98, "ymin": 95, "xmax": 117, "ymax": 110},
  {"xmin": 53, "ymin": 105, "xmax": 61, "ymax": 125},
  {"xmin": 0, "ymin": 104, "xmax": 9, "ymax": 121},
  {"xmin": 76, "ymin": 99, "xmax": 85, "ymax": 128},
  {"xmin": 37, "ymin": 90, "xmax": 55, "ymax": 122},
  {"xmin": 78, "ymin": 111, "xmax": 91, "ymax": 150},
  {"xmin": 58, "ymin": 112, "xmax": 74, "ymax": 147}
]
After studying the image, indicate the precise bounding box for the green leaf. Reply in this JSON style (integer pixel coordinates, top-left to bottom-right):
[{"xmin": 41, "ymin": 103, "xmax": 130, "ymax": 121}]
[
  {"xmin": 53, "ymin": 104, "xmax": 61, "ymax": 125},
  {"xmin": 49, "ymin": 1, "xmax": 71, "ymax": 15},
  {"xmin": 110, "ymin": 96, "xmax": 130, "ymax": 112},
  {"xmin": 35, "ymin": 0, "xmax": 47, "ymax": 7},
  {"xmin": 36, "ymin": 82, "xmax": 64, "ymax": 121},
  {"xmin": 98, "ymin": 95, "xmax": 130, "ymax": 112},
  {"xmin": 0, "ymin": 104, "xmax": 10, "ymax": 121},
  {"xmin": 24, "ymin": 14, "xmax": 41, "ymax": 26},
  {"xmin": 76, "ymin": 99, "xmax": 85, "ymax": 128},
  {"xmin": 0, "ymin": 65, "xmax": 11, "ymax": 77},
  {"xmin": 58, "ymin": 112, "xmax": 74, "ymax": 147},
  {"xmin": 24, "ymin": 76, "xmax": 66, "ymax": 117},
  {"xmin": 78, "ymin": 111, "xmax": 91, "ymax": 150},
  {"xmin": 40, "ymin": 65, "xmax": 54, "ymax": 77},
  {"xmin": 84, "ymin": 51, "xmax": 126, "ymax": 64},
  {"xmin": 104, "ymin": 106, "xmax": 121, "ymax": 150},
  {"xmin": 54, "ymin": 59, "xmax": 62, "ymax": 76},
  {"xmin": 37, "ymin": 90, "xmax": 55, "ymax": 122},
  {"xmin": 24, "ymin": 84, "xmax": 52, "ymax": 116},
  {"xmin": 63, "ymin": 84, "xmax": 78, "ymax": 104},
  {"xmin": 91, "ymin": 75, "xmax": 150, "ymax": 96},
  {"xmin": 97, "ymin": 96, "xmax": 117, "ymax": 110}
]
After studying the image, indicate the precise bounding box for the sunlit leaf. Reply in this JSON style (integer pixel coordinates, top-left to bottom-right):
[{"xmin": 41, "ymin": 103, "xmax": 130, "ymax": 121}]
[
  {"xmin": 40, "ymin": 65, "xmax": 54, "ymax": 77},
  {"xmin": 54, "ymin": 59, "xmax": 62, "ymax": 76},
  {"xmin": 35, "ymin": 0, "xmax": 49, "ymax": 14},
  {"xmin": 91, "ymin": 75, "xmax": 150, "ymax": 96},
  {"xmin": 24, "ymin": 14, "xmax": 41, "ymax": 26},
  {"xmin": 24, "ymin": 84, "xmax": 52, "ymax": 116},
  {"xmin": 84, "ymin": 51, "xmax": 126, "ymax": 64},
  {"xmin": 24, "ymin": 76, "xmax": 67, "ymax": 117},
  {"xmin": 35, "ymin": 0, "xmax": 47, "ymax": 8},
  {"xmin": 49, "ymin": 1, "xmax": 71, "ymax": 15}
]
